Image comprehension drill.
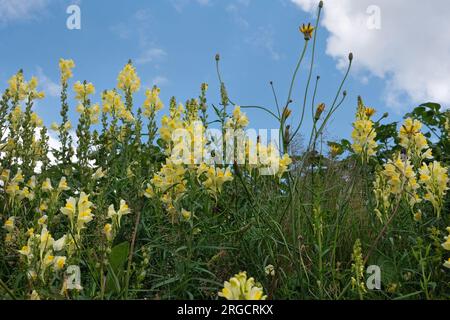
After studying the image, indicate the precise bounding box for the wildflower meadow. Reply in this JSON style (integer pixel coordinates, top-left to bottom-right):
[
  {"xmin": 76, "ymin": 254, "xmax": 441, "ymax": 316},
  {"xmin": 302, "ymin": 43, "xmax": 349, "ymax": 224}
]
[{"xmin": 0, "ymin": 1, "xmax": 449, "ymax": 302}]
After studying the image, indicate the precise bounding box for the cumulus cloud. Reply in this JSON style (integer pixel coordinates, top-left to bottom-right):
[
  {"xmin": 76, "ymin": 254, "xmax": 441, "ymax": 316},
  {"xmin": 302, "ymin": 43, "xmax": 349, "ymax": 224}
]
[
  {"xmin": 0, "ymin": 0, "xmax": 49, "ymax": 24},
  {"xmin": 170, "ymin": 0, "xmax": 212, "ymax": 12},
  {"xmin": 246, "ymin": 26, "xmax": 281, "ymax": 61},
  {"xmin": 292, "ymin": 0, "xmax": 450, "ymax": 109},
  {"xmin": 36, "ymin": 67, "xmax": 60, "ymax": 97},
  {"xmin": 151, "ymin": 76, "xmax": 169, "ymax": 87},
  {"xmin": 135, "ymin": 48, "xmax": 167, "ymax": 65}
]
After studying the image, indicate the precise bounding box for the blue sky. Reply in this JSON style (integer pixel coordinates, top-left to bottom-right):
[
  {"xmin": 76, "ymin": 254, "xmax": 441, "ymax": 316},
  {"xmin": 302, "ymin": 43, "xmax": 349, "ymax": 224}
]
[{"xmin": 0, "ymin": 0, "xmax": 431, "ymax": 144}]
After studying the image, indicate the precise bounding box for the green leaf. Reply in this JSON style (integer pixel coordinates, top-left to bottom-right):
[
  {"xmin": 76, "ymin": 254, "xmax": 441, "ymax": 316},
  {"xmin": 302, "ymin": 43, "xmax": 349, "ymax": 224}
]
[{"xmin": 105, "ymin": 241, "xmax": 130, "ymax": 295}]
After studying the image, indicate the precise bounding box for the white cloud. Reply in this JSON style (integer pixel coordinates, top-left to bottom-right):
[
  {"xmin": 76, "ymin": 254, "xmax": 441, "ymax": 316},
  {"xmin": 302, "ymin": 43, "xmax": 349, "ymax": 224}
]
[
  {"xmin": 0, "ymin": 0, "xmax": 49, "ymax": 24},
  {"xmin": 291, "ymin": 0, "xmax": 450, "ymax": 110},
  {"xmin": 151, "ymin": 76, "xmax": 169, "ymax": 87},
  {"xmin": 226, "ymin": 0, "xmax": 251, "ymax": 29},
  {"xmin": 170, "ymin": 0, "xmax": 211, "ymax": 12},
  {"xmin": 135, "ymin": 48, "xmax": 167, "ymax": 65},
  {"xmin": 36, "ymin": 67, "xmax": 60, "ymax": 97},
  {"xmin": 246, "ymin": 26, "xmax": 281, "ymax": 61}
]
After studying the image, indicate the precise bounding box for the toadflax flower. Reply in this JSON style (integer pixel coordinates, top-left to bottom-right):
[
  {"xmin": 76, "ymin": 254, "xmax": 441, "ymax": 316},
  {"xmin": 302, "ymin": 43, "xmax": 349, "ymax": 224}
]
[
  {"xmin": 218, "ymin": 272, "xmax": 267, "ymax": 300},
  {"xmin": 419, "ymin": 161, "xmax": 449, "ymax": 217},
  {"xmin": 117, "ymin": 62, "xmax": 141, "ymax": 93},
  {"xmin": 3, "ymin": 216, "xmax": 15, "ymax": 232},
  {"xmin": 399, "ymin": 118, "xmax": 433, "ymax": 162},
  {"xmin": 351, "ymin": 97, "xmax": 377, "ymax": 162},
  {"xmin": 59, "ymin": 58, "xmax": 75, "ymax": 83}
]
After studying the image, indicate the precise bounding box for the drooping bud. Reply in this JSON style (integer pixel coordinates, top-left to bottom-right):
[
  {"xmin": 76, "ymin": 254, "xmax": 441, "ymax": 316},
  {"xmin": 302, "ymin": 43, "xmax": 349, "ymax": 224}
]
[{"xmin": 314, "ymin": 103, "xmax": 326, "ymax": 121}]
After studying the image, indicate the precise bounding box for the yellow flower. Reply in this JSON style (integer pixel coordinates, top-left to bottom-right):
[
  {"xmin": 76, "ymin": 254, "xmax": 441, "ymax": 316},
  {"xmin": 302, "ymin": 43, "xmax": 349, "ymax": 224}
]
[
  {"xmin": 102, "ymin": 90, "xmax": 125, "ymax": 115},
  {"xmin": 117, "ymin": 62, "xmax": 141, "ymax": 93},
  {"xmin": 181, "ymin": 209, "xmax": 191, "ymax": 221},
  {"xmin": 42, "ymin": 178, "xmax": 53, "ymax": 192},
  {"xmin": 103, "ymin": 223, "xmax": 113, "ymax": 241},
  {"xmin": 444, "ymin": 258, "xmax": 450, "ymax": 269},
  {"xmin": 60, "ymin": 197, "xmax": 76, "ymax": 222},
  {"xmin": 108, "ymin": 200, "xmax": 131, "ymax": 228},
  {"xmin": 299, "ymin": 23, "xmax": 314, "ymax": 40},
  {"xmin": 73, "ymin": 81, "xmax": 95, "ymax": 101},
  {"xmin": 278, "ymin": 154, "xmax": 292, "ymax": 177},
  {"xmin": 75, "ymin": 104, "xmax": 85, "ymax": 113},
  {"xmin": 26, "ymin": 228, "xmax": 35, "ymax": 237},
  {"xmin": 143, "ymin": 87, "xmax": 164, "ymax": 117},
  {"xmin": 92, "ymin": 167, "xmax": 106, "ymax": 180},
  {"xmin": 31, "ymin": 112, "xmax": 43, "ymax": 127},
  {"xmin": 27, "ymin": 176, "xmax": 36, "ymax": 189},
  {"xmin": 54, "ymin": 256, "xmax": 67, "ymax": 271},
  {"xmin": 329, "ymin": 144, "xmax": 341, "ymax": 157},
  {"xmin": 265, "ymin": 264, "xmax": 275, "ymax": 277},
  {"xmin": 50, "ymin": 122, "xmax": 59, "ymax": 131},
  {"xmin": 18, "ymin": 245, "xmax": 32, "ymax": 257},
  {"xmin": 43, "ymin": 252, "xmax": 55, "ymax": 268},
  {"xmin": 202, "ymin": 166, "xmax": 233, "ymax": 197},
  {"xmin": 63, "ymin": 121, "xmax": 72, "ymax": 131},
  {"xmin": 58, "ymin": 177, "xmax": 70, "ymax": 192},
  {"xmin": 0, "ymin": 169, "xmax": 10, "ymax": 182},
  {"xmin": 218, "ymin": 272, "xmax": 267, "ymax": 300},
  {"xmin": 118, "ymin": 200, "xmax": 131, "ymax": 217},
  {"xmin": 5, "ymin": 183, "xmax": 20, "ymax": 197},
  {"xmin": 8, "ymin": 71, "xmax": 27, "ymax": 100},
  {"xmin": 39, "ymin": 202, "xmax": 48, "ymax": 213},
  {"xmin": 225, "ymin": 106, "xmax": 249, "ymax": 130},
  {"xmin": 3, "ymin": 216, "xmax": 15, "ymax": 232},
  {"xmin": 37, "ymin": 215, "xmax": 48, "ymax": 226},
  {"xmin": 399, "ymin": 118, "xmax": 432, "ymax": 161},
  {"xmin": 30, "ymin": 290, "xmax": 40, "ymax": 300},
  {"xmin": 77, "ymin": 192, "xmax": 94, "ymax": 230},
  {"xmin": 143, "ymin": 183, "xmax": 155, "ymax": 199},
  {"xmin": 364, "ymin": 107, "xmax": 376, "ymax": 118},
  {"xmin": 351, "ymin": 99, "xmax": 378, "ymax": 162},
  {"xmin": 419, "ymin": 161, "xmax": 449, "ymax": 216},
  {"xmin": 59, "ymin": 58, "xmax": 75, "ymax": 83}
]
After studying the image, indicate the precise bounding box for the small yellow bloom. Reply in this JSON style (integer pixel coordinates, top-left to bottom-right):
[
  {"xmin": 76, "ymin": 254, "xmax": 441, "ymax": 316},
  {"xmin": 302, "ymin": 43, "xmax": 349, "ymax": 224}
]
[
  {"xmin": 18, "ymin": 245, "xmax": 32, "ymax": 257},
  {"xmin": 103, "ymin": 223, "xmax": 113, "ymax": 241},
  {"xmin": 30, "ymin": 290, "xmax": 40, "ymax": 300},
  {"xmin": 54, "ymin": 256, "xmax": 67, "ymax": 271},
  {"xmin": 181, "ymin": 209, "xmax": 191, "ymax": 221},
  {"xmin": 219, "ymin": 272, "xmax": 267, "ymax": 300},
  {"xmin": 58, "ymin": 177, "xmax": 70, "ymax": 192},
  {"xmin": 3, "ymin": 216, "xmax": 15, "ymax": 232},
  {"xmin": 42, "ymin": 178, "xmax": 53, "ymax": 192},
  {"xmin": 265, "ymin": 264, "xmax": 275, "ymax": 277},
  {"xmin": 117, "ymin": 62, "xmax": 141, "ymax": 93},
  {"xmin": 59, "ymin": 58, "xmax": 75, "ymax": 83},
  {"xmin": 38, "ymin": 215, "xmax": 48, "ymax": 226},
  {"xmin": 364, "ymin": 107, "xmax": 376, "ymax": 118},
  {"xmin": 300, "ymin": 23, "xmax": 314, "ymax": 40}
]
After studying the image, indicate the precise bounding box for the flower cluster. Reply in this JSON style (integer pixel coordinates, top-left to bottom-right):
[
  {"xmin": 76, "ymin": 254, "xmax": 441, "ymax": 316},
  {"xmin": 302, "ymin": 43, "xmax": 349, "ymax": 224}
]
[
  {"xmin": 59, "ymin": 59, "xmax": 75, "ymax": 84},
  {"xmin": 419, "ymin": 161, "xmax": 449, "ymax": 216},
  {"xmin": 218, "ymin": 272, "xmax": 267, "ymax": 300},
  {"xmin": 351, "ymin": 98, "xmax": 377, "ymax": 162},
  {"xmin": 117, "ymin": 62, "xmax": 141, "ymax": 93},
  {"xmin": 373, "ymin": 114, "xmax": 449, "ymax": 222},
  {"xmin": 73, "ymin": 81, "xmax": 95, "ymax": 101},
  {"xmin": 143, "ymin": 86, "xmax": 164, "ymax": 118},
  {"xmin": 351, "ymin": 239, "xmax": 367, "ymax": 297},
  {"xmin": 7, "ymin": 71, "xmax": 45, "ymax": 101},
  {"xmin": 224, "ymin": 106, "xmax": 249, "ymax": 130},
  {"xmin": 399, "ymin": 118, "xmax": 433, "ymax": 163},
  {"xmin": 442, "ymin": 228, "xmax": 450, "ymax": 269},
  {"xmin": 104, "ymin": 200, "xmax": 131, "ymax": 241}
]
